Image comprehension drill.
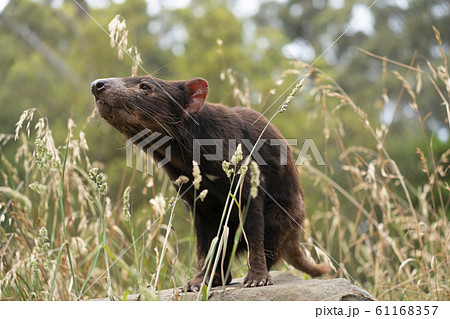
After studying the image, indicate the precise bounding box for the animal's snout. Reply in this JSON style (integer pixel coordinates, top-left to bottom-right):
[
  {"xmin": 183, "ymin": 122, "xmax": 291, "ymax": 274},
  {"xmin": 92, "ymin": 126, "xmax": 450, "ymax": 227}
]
[{"xmin": 91, "ymin": 79, "xmax": 108, "ymax": 96}]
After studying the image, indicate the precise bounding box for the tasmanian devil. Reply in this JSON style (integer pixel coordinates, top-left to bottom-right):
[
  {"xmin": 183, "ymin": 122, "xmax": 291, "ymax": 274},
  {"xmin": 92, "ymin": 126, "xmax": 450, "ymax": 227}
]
[{"xmin": 91, "ymin": 75, "xmax": 330, "ymax": 291}]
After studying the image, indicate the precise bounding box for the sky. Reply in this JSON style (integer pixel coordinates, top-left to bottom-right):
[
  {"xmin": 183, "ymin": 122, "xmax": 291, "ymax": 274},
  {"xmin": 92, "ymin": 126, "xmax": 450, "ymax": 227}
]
[{"xmin": 0, "ymin": 0, "xmax": 9, "ymax": 13}]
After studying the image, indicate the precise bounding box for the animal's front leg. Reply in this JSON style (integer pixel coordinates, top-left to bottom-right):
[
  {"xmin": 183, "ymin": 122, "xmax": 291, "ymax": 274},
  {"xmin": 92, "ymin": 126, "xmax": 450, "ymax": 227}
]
[
  {"xmin": 187, "ymin": 212, "xmax": 230, "ymax": 291},
  {"xmin": 187, "ymin": 212, "xmax": 210, "ymax": 292}
]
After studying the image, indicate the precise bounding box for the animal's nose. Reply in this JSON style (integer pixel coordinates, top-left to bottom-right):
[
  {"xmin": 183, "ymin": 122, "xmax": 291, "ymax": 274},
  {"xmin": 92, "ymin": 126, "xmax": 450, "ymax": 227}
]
[{"xmin": 91, "ymin": 79, "xmax": 108, "ymax": 95}]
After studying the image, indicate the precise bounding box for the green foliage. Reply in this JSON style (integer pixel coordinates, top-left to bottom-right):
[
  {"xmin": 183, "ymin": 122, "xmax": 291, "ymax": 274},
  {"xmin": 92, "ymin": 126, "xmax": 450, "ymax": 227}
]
[{"xmin": 0, "ymin": 0, "xmax": 449, "ymax": 301}]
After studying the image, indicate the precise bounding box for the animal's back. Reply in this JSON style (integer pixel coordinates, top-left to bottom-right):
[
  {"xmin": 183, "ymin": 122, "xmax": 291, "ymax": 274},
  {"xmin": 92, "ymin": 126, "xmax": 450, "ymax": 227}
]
[{"xmin": 90, "ymin": 75, "xmax": 330, "ymax": 290}]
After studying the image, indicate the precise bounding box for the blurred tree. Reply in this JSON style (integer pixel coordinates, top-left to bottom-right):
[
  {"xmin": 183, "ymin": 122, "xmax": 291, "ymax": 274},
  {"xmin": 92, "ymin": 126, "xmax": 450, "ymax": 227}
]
[
  {"xmin": 0, "ymin": 0, "xmax": 448, "ymax": 220},
  {"xmin": 255, "ymin": 0, "xmax": 450, "ymax": 130},
  {"xmin": 253, "ymin": 0, "xmax": 449, "ymax": 190}
]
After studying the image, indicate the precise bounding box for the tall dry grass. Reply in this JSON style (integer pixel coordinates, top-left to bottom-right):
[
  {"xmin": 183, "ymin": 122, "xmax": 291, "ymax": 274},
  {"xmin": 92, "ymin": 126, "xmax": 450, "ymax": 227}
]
[
  {"xmin": 288, "ymin": 27, "xmax": 449, "ymax": 300},
  {"xmin": 0, "ymin": 22, "xmax": 448, "ymax": 300},
  {"xmin": 0, "ymin": 110, "xmax": 189, "ymax": 300}
]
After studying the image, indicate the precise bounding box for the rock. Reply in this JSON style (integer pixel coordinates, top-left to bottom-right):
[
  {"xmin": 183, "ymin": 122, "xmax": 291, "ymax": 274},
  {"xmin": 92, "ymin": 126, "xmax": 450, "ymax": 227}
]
[
  {"xmin": 158, "ymin": 271, "xmax": 375, "ymax": 301},
  {"xmin": 91, "ymin": 271, "xmax": 375, "ymax": 301}
]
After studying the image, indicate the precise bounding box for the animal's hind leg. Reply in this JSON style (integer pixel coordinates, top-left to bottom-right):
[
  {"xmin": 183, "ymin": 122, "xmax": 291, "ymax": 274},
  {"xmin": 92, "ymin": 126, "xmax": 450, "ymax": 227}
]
[
  {"xmin": 265, "ymin": 198, "xmax": 330, "ymax": 278},
  {"xmin": 262, "ymin": 203, "xmax": 285, "ymax": 271},
  {"xmin": 242, "ymin": 201, "xmax": 272, "ymax": 287},
  {"xmin": 282, "ymin": 237, "xmax": 330, "ymax": 277}
]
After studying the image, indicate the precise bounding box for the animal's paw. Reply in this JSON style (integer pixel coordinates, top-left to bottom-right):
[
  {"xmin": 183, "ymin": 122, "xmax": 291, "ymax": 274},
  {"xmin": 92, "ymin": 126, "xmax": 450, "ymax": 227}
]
[
  {"xmin": 186, "ymin": 273, "xmax": 230, "ymax": 292},
  {"xmin": 187, "ymin": 274, "xmax": 205, "ymax": 292},
  {"xmin": 243, "ymin": 271, "xmax": 273, "ymax": 288}
]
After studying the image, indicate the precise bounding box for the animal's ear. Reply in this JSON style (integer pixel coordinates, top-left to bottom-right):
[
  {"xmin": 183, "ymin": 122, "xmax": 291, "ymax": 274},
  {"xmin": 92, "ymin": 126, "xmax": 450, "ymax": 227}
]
[{"xmin": 184, "ymin": 78, "xmax": 208, "ymax": 113}]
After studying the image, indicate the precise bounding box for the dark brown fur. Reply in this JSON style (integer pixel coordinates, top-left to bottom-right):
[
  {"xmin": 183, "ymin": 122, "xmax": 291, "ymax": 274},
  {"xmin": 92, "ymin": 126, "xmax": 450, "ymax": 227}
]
[{"xmin": 91, "ymin": 75, "xmax": 330, "ymax": 290}]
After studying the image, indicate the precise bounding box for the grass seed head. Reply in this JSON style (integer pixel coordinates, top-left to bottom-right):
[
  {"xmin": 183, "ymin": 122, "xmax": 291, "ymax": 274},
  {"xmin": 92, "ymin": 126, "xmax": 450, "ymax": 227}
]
[
  {"xmin": 250, "ymin": 161, "xmax": 260, "ymax": 198},
  {"xmin": 198, "ymin": 189, "xmax": 208, "ymax": 202},
  {"xmin": 222, "ymin": 160, "xmax": 234, "ymax": 178},
  {"xmin": 123, "ymin": 186, "xmax": 131, "ymax": 221},
  {"xmin": 192, "ymin": 161, "xmax": 202, "ymax": 190},
  {"xmin": 174, "ymin": 175, "xmax": 189, "ymax": 186},
  {"xmin": 280, "ymin": 79, "xmax": 304, "ymax": 113},
  {"xmin": 231, "ymin": 144, "xmax": 243, "ymax": 166},
  {"xmin": 149, "ymin": 193, "xmax": 166, "ymax": 216}
]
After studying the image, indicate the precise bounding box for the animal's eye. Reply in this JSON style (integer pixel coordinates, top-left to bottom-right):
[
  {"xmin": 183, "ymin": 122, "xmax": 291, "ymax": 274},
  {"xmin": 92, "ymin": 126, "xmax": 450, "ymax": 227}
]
[{"xmin": 140, "ymin": 83, "xmax": 151, "ymax": 91}]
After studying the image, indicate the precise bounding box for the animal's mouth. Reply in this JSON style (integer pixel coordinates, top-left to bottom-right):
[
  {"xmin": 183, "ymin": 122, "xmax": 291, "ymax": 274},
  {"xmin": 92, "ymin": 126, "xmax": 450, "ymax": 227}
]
[
  {"xmin": 94, "ymin": 98, "xmax": 133, "ymax": 123},
  {"xmin": 94, "ymin": 99, "xmax": 109, "ymax": 109},
  {"xmin": 94, "ymin": 97, "xmax": 110, "ymax": 109},
  {"xmin": 94, "ymin": 97, "xmax": 122, "ymax": 109}
]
